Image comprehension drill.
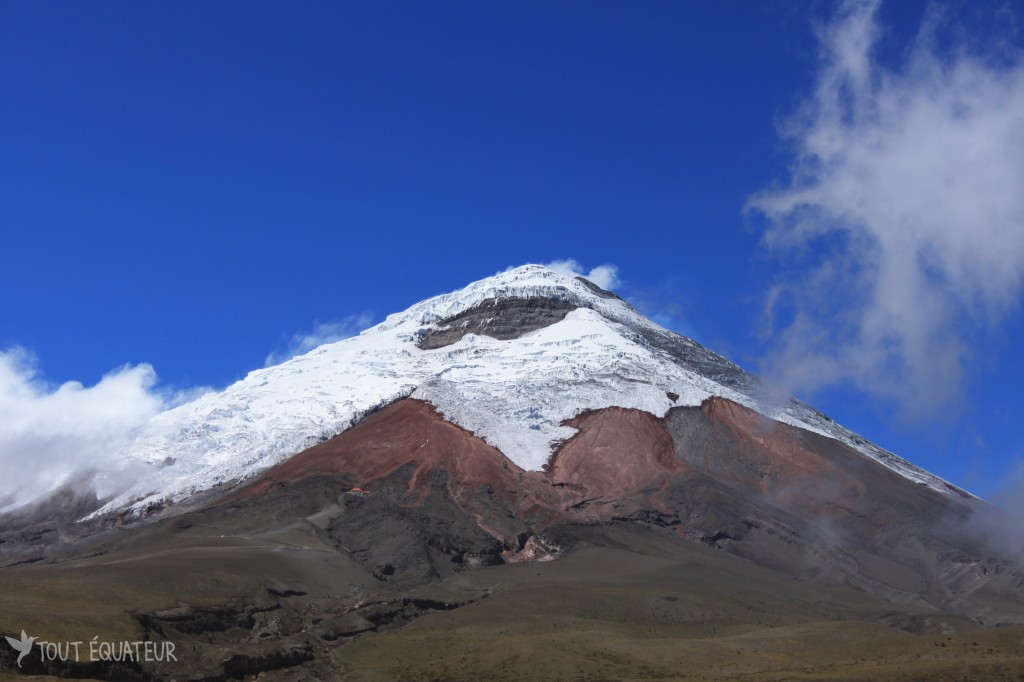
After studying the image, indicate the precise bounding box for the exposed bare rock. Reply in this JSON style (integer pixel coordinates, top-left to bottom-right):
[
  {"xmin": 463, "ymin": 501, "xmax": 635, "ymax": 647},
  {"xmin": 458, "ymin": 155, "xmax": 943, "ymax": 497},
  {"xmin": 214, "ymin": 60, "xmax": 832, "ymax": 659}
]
[
  {"xmin": 541, "ymin": 408, "xmax": 682, "ymax": 521},
  {"xmin": 659, "ymin": 398, "xmax": 1019, "ymax": 616},
  {"xmin": 573, "ymin": 275, "xmax": 622, "ymax": 299},
  {"xmin": 222, "ymin": 398, "xmax": 524, "ymax": 513},
  {"xmin": 417, "ymin": 297, "xmax": 577, "ymax": 349}
]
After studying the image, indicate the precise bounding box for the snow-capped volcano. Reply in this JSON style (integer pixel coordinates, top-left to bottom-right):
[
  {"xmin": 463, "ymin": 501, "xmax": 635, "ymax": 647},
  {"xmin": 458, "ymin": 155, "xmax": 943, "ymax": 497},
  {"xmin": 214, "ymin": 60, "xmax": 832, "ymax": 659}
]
[
  {"xmin": 9, "ymin": 264, "xmax": 1023, "ymax": 671},
  {"xmin": 95, "ymin": 264, "xmax": 965, "ymax": 516}
]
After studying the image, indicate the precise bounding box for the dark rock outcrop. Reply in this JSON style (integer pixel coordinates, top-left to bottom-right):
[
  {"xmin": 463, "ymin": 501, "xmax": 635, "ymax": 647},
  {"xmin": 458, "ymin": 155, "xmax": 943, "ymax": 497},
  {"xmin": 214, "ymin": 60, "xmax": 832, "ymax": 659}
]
[{"xmin": 417, "ymin": 297, "xmax": 577, "ymax": 349}]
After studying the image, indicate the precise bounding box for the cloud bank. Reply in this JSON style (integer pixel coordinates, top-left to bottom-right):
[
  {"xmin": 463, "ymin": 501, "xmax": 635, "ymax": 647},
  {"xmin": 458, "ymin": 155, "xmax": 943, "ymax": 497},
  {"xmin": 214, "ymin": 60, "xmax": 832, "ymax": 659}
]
[
  {"xmin": 1, "ymin": 309, "xmax": 376, "ymax": 510},
  {"xmin": 0, "ymin": 348, "xmax": 171, "ymax": 511},
  {"xmin": 264, "ymin": 312, "xmax": 375, "ymax": 367},
  {"xmin": 748, "ymin": 0, "xmax": 1024, "ymax": 415},
  {"xmin": 542, "ymin": 259, "xmax": 621, "ymax": 291}
]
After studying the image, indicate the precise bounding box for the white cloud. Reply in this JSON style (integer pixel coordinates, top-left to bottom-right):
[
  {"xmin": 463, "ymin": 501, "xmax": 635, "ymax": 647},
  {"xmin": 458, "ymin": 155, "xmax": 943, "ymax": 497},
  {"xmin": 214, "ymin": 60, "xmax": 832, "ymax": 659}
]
[
  {"xmin": 543, "ymin": 259, "xmax": 621, "ymax": 291},
  {"xmin": 965, "ymin": 459, "xmax": 1024, "ymax": 561},
  {"xmin": 747, "ymin": 0, "xmax": 1024, "ymax": 415},
  {"xmin": 264, "ymin": 312, "xmax": 375, "ymax": 366},
  {"xmin": 0, "ymin": 309, "xmax": 375, "ymax": 510},
  {"xmin": 0, "ymin": 348, "xmax": 172, "ymax": 511}
]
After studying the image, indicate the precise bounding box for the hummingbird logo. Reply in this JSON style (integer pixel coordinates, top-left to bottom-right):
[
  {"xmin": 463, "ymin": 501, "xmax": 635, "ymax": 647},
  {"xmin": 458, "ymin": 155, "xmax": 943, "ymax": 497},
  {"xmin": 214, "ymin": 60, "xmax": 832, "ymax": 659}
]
[{"xmin": 5, "ymin": 630, "xmax": 36, "ymax": 668}]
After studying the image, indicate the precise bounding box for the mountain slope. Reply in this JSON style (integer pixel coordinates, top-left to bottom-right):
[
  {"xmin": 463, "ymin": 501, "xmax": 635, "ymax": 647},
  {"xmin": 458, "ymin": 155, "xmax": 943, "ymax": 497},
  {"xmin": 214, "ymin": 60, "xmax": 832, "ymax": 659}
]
[
  {"xmin": 93, "ymin": 264, "xmax": 966, "ymax": 517},
  {"xmin": 3, "ymin": 265, "xmax": 1023, "ymax": 681},
  {"xmin": 202, "ymin": 394, "xmax": 1013, "ymax": 621}
]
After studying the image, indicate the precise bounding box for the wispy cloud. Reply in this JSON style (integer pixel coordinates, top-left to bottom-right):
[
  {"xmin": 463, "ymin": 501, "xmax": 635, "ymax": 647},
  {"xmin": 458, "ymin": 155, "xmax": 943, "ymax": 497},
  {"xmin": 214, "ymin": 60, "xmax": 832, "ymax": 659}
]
[
  {"xmin": 747, "ymin": 0, "xmax": 1024, "ymax": 416},
  {"xmin": 963, "ymin": 459, "xmax": 1024, "ymax": 562},
  {"xmin": 542, "ymin": 258, "xmax": 621, "ymax": 291},
  {"xmin": 0, "ymin": 348, "xmax": 180, "ymax": 511},
  {"xmin": 534, "ymin": 260, "xmax": 698, "ymax": 336},
  {"xmin": 264, "ymin": 312, "xmax": 375, "ymax": 366},
  {"xmin": 622, "ymin": 280, "xmax": 697, "ymax": 339}
]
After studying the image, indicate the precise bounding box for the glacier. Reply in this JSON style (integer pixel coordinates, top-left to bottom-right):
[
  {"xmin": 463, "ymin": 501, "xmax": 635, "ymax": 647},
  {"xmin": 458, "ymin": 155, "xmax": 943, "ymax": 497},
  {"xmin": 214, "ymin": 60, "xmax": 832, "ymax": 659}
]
[{"xmin": 92, "ymin": 264, "xmax": 966, "ymax": 517}]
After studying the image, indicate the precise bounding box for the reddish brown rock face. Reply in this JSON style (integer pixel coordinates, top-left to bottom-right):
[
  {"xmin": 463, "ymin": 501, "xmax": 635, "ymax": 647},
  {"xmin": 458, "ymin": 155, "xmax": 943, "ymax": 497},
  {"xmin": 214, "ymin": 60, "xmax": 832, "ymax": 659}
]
[
  {"xmin": 223, "ymin": 400, "xmax": 692, "ymax": 532},
  {"xmin": 536, "ymin": 408, "xmax": 683, "ymax": 521},
  {"xmin": 698, "ymin": 397, "xmax": 867, "ymax": 505},
  {"xmin": 549, "ymin": 408, "xmax": 679, "ymax": 490},
  {"xmin": 662, "ymin": 397, "xmax": 969, "ymax": 552},
  {"xmin": 222, "ymin": 399, "xmax": 525, "ymax": 510}
]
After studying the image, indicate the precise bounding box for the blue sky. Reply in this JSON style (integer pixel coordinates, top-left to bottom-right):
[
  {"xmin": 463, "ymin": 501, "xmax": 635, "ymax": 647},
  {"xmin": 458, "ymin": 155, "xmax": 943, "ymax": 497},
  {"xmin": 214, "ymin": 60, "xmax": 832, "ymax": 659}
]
[{"xmin": 2, "ymin": 1, "xmax": 1023, "ymax": 500}]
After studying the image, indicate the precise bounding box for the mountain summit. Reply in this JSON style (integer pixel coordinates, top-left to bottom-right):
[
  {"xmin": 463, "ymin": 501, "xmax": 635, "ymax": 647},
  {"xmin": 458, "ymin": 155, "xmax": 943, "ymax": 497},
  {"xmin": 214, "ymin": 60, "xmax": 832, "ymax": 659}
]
[{"xmin": 97, "ymin": 264, "xmax": 964, "ymax": 516}]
